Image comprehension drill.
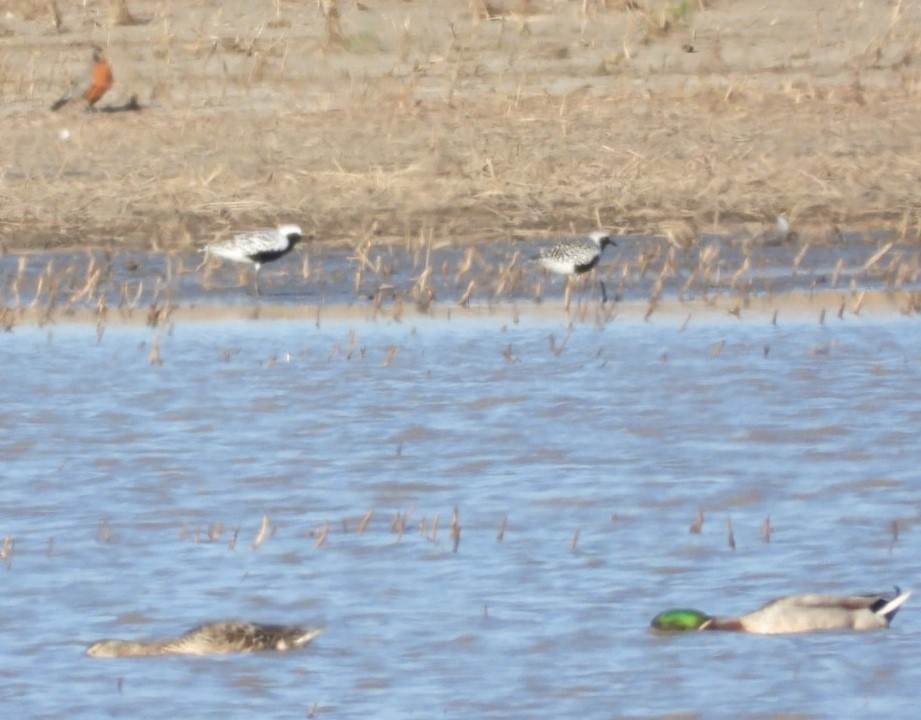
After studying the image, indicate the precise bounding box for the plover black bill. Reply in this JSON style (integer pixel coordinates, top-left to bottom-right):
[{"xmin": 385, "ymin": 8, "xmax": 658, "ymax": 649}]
[
  {"xmin": 201, "ymin": 224, "xmax": 304, "ymax": 295},
  {"xmin": 534, "ymin": 230, "xmax": 616, "ymax": 307}
]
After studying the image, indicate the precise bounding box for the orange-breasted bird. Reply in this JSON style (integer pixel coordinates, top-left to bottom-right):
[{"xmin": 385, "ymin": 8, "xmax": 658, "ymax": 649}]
[{"xmin": 51, "ymin": 46, "xmax": 114, "ymax": 112}]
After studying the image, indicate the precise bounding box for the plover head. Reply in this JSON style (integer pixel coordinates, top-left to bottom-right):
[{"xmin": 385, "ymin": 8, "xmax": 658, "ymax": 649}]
[
  {"xmin": 588, "ymin": 230, "xmax": 616, "ymax": 250},
  {"xmin": 278, "ymin": 224, "xmax": 304, "ymax": 244}
]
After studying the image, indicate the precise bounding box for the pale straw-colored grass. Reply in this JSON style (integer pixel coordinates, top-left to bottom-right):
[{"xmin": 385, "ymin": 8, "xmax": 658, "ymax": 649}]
[{"xmin": 0, "ymin": 0, "xmax": 919, "ymax": 259}]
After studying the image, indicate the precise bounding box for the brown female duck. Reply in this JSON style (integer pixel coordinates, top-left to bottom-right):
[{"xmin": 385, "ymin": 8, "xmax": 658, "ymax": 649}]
[{"xmin": 87, "ymin": 621, "xmax": 323, "ymax": 657}]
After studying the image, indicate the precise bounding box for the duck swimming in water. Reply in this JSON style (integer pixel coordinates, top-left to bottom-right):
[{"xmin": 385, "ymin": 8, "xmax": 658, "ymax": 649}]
[
  {"xmin": 651, "ymin": 589, "xmax": 910, "ymax": 635},
  {"xmin": 86, "ymin": 621, "xmax": 323, "ymax": 657}
]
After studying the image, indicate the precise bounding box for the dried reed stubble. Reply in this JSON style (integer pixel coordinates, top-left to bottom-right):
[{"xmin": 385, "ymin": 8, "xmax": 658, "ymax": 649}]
[
  {"xmin": 5, "ymin": 2, "xmax": 921, "ymax": 253},
  {"xmin": 888, "ymin": 519, "xmax": 899, "ymax": 553},
  {"xmin": 96, "ymin": 520, "xmax": 113, "ymax": 544},
  {"xmin": 0, "ymin": 306, "xmax": 16, "ymax": 331},
  {"xmin": 493, "ymin": 251, "xmax": 523, "ymax": 298},
  {"xmin": 48, "ymin": 0, "xmax": 62, "ymax": 32},
  {"xmin": 1, "ymin": 535, "xmax": 14, "ymax": 564},
  {"xmin": 110, "ymin": 0, "xmax": 138, "ymax": 26},
  {"xmin": 95, "ymin": 295, "xmax": 107, "ymax": 343},
  {"xmin": 314, "ymin": 521, "xmax": 329, "ymax": 548},
  {"xmin": 251, "ymin": 513, "xmax": 271, "ymax": 550},
  {"xmin": 148, "ymin": 336, "xmax": 162, "ymax": 365},
  {"xmin": 450, "ymin": 507, "xmax": 460, "ymax": 553},
  {"xmin": 391, "ymin": 511, "xmax": 406, "ymax": 540},
  {"xmin": 320, "ymin": 0, "xmax": 344, "ymax": 48},
  {"xmin": 570, "ymin": 528, "xmax": 580, "ymax": 551},
  {"xmin": 457, "ymin": 279, "xmax": 475, "ymax": 306}
]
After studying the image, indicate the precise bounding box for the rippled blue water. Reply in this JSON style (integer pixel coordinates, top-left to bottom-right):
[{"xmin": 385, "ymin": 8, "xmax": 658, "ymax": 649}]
[{"xmin": 2, "ymin": 312, "xmax": 919, "ymax": 719}]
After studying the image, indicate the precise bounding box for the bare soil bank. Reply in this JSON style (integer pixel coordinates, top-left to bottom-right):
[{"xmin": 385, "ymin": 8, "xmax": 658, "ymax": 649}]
[{"xmin": 1, "ymin": 0, "xmax": 920, "ymax": 252}]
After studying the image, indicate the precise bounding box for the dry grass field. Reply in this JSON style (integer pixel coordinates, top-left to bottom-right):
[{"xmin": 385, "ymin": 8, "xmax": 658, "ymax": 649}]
[{"xmin": 1, "ymin": 0, "xmax": 920, "ymax": 253}]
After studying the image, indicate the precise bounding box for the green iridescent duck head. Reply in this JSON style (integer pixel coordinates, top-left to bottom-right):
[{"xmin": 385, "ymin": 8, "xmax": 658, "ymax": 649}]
[{"xmin": 650, "ymin": 608, "xmax": 712, "ymax": 632}]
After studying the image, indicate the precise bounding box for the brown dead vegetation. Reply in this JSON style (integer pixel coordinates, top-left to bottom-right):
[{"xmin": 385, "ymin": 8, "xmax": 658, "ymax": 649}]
[{"xmin": 0, "ymin": 0, "xmax": 919, "ymax": 252}]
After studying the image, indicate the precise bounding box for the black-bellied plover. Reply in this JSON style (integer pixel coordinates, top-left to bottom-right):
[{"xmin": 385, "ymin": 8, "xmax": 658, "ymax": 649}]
[
  {"xmin": 535, "ymin": 230, "xmax": 616, "ymax": 276},
  {"xmin": 202, "ymin": 224, "xmax": 304, "ymax": 295},
  {"xmin": 86, "ymin": 621, "xmax": 323, "ymax": 657},
  {"xmin": 51, "ymin": 46, "xmax": 114, "ymax": 112},
  {"xmin": 534, "ymin": 230, "xmax": 616, "ymax": 306}
]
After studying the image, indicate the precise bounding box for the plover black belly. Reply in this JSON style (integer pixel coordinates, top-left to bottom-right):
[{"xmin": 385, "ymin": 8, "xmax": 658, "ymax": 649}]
[{"xmin": 202, "ymin": 223, "xmax": 304, "ymax": 295}]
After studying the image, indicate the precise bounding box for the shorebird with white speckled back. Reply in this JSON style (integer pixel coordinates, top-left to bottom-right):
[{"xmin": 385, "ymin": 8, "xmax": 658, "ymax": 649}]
[
  {"xmin": 201, "ymin": 224, "xmax": 304, "ymax": 295},
  {"xmin": 535, "ymin": 230, "xmax": 616, "ymax": 277},
  {"xmin": 533, "ymin": 230, "xmax": 617, "ymax": 306}
]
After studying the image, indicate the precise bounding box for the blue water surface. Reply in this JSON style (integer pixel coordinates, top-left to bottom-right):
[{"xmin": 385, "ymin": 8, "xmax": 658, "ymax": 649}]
[{"xmin": 1, "ymin": 311, "xmax": 919, "ymax": 719}]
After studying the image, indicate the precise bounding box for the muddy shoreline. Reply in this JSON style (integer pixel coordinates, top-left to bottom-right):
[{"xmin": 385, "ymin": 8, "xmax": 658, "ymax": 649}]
[
  {"xmin": 1, "ymin": 0, "xmax": 920, "ymax": 252},
  {"xmin": 2, "ymin": 220, "xmax": 920, "ymax": 329},
  {"xmin": 3, "ymin": 287, "xmax": 918, "ymax": 331}
]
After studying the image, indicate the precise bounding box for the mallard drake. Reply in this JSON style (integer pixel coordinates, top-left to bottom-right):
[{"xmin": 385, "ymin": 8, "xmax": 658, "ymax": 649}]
[
  {"xmin": 651, "ymin": 589, "xmax": 910, "ymax": 635},
  {"xmin": 86, "ymin": 621, "xmax": 323, "ymax": 657}
]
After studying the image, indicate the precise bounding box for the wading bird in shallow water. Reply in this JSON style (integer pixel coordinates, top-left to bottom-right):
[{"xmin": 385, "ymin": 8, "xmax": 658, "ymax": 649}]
[
  {"xmin": 201, "ymin": 224, "xmax": 304, "ymax": 296},
  {"xmin": 51, "ymin": 46, "xmax": 114, "ymax": 112},
  {"xmin": 86, "ymin": 621, "xmax": 323, "ymax": 657},
  {"xmin": 533, "ymin": 230, "xmax": 617, "ymax": 307},
  {"xmin": 650, "ymin": 588, "xmax": 910, "ymax": 635}
]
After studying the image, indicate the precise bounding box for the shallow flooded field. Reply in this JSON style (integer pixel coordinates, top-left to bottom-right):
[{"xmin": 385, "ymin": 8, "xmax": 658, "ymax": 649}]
[
  {"xmin": 2, "ymin": 306, "xmax": 920, "ymax": 718},
  {"xmin": 1, "ymin": 227, "xmax": 918, "ymax": 323}
]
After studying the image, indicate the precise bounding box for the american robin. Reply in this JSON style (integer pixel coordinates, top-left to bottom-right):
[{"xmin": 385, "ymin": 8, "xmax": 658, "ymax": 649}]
[{"xmin": 51, "ymin": 46, "xmax": 114, "ymax": 112}]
